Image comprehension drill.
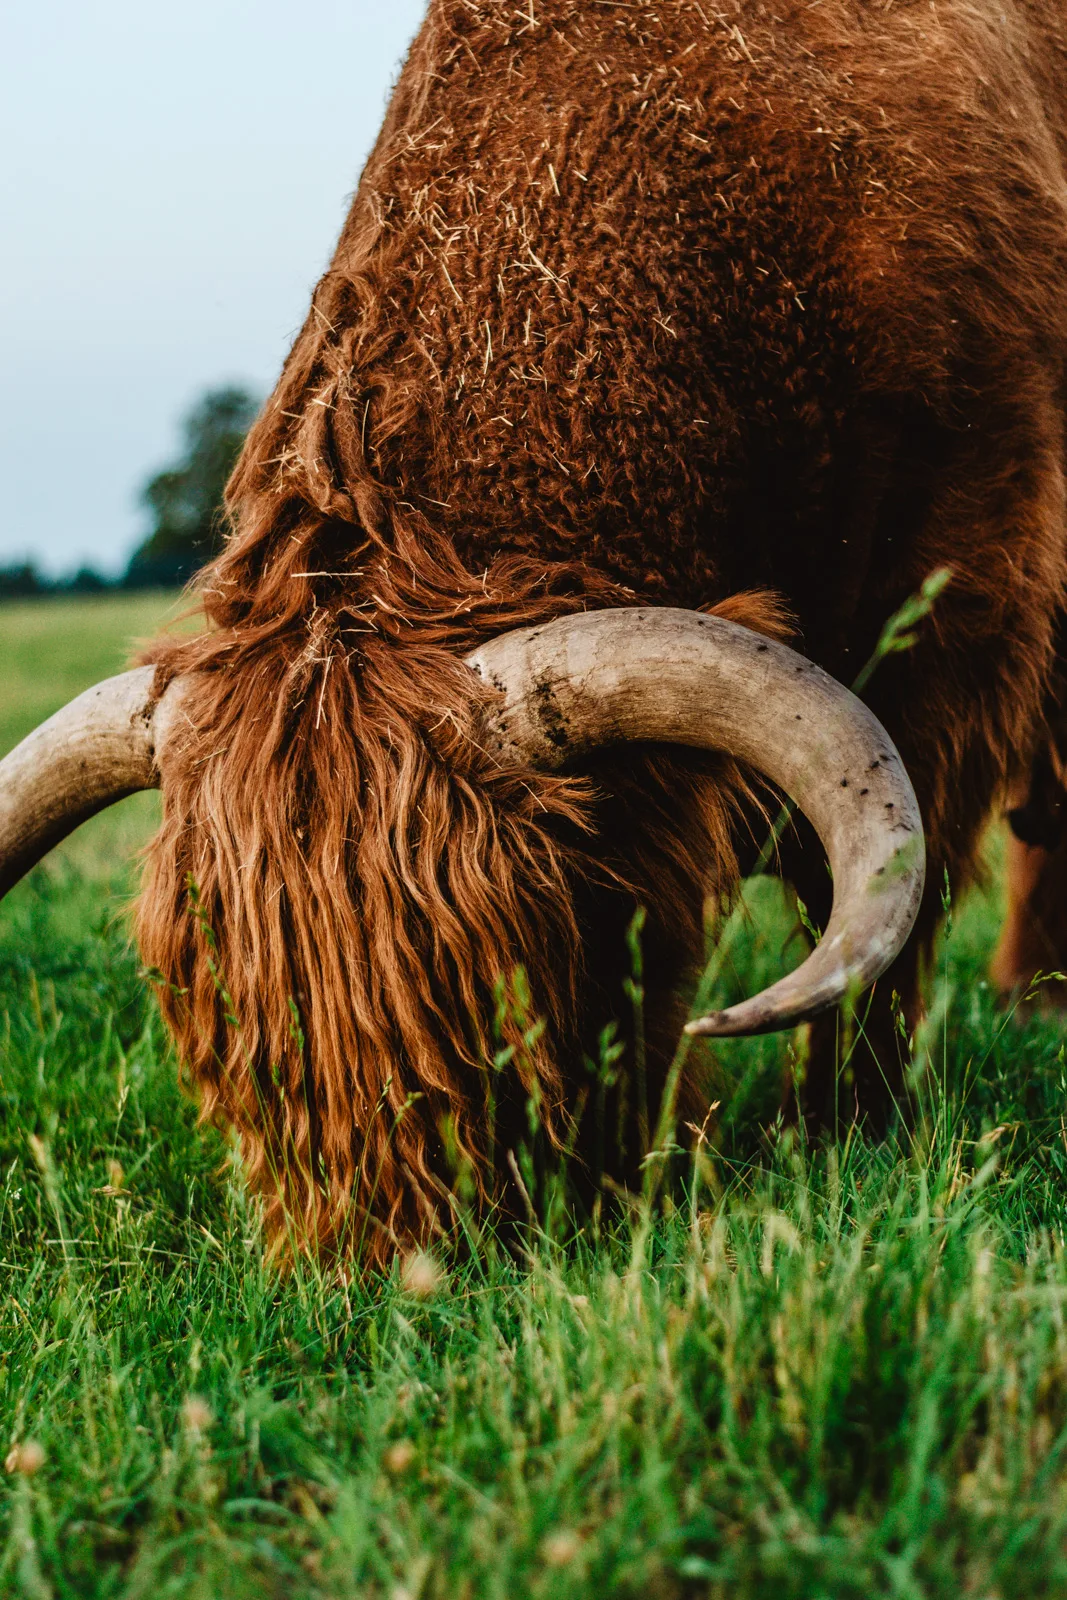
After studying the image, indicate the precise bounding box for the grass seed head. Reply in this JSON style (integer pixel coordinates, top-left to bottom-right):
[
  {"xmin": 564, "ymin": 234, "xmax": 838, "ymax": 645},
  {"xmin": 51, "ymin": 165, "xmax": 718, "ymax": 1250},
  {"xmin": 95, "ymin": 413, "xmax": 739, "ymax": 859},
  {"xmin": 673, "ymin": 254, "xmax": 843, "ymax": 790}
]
[
  {"xmin": 182, "ymin": 1395, "xmax": 214, "ymax": 1435},
  {"xmin": 383, "ymin": 1439, "xmax": 416, "ymax": 1474},
  {"xmin": 540, "ymin": 1529, "xmax": 583, "ymax": 1566},
  {"xmin": 401, "ymin": 1250, "xmax": 445, "ymax": 1298},
  {"xmin": 5, "ymin": 1440, "xmax": 45, "ymax": 1476}
]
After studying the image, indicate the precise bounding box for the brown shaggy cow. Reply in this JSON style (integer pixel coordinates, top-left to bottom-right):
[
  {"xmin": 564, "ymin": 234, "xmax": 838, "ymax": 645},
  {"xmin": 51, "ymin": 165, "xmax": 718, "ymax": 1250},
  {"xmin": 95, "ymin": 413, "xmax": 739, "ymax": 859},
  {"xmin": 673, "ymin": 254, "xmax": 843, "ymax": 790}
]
[{"xmin": 4, "ymin": 0, "xmax": 1067, "ymax": 1264}]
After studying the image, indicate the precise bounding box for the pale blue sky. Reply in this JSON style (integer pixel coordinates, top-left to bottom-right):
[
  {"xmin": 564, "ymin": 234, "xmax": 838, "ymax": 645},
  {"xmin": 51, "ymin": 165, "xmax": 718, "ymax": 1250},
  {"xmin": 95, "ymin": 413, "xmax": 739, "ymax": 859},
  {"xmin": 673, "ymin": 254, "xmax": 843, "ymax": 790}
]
[{"xmin": 1, "ymin": 1, "xmax": 427, "ymax": 575}]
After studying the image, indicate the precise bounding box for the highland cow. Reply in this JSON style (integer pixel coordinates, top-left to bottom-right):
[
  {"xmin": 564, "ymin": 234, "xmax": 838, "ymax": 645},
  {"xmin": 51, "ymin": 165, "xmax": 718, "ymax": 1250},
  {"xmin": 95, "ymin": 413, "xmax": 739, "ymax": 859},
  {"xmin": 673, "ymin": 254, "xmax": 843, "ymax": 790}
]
[{"xmin": 3, "ymin": 0, "xmax": 1066, "ymax": 1265}]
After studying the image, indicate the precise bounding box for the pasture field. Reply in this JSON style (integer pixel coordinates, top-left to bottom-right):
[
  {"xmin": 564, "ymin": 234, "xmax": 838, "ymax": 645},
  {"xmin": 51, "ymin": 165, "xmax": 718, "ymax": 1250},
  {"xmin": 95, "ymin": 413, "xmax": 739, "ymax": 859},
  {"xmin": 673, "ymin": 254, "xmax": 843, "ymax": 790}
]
[{"xmin": 3, "ymin": 596, "xmax": 1067, "ymax": 1597}]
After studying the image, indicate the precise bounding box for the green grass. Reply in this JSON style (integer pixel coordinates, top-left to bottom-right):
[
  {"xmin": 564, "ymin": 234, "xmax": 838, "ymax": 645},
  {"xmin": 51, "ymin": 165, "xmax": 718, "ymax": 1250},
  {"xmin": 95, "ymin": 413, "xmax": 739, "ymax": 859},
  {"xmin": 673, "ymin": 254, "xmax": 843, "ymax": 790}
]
[
  {"xmin": 0, "ymin": 592, "xmax": 200, "ymax": 756},
  {"xmin": 2, "ymin": 597, "xmax": 1067, "ymax": 1597},
  {"xmin": 0, "ymin": 592, "xmax": 200, "ymax": 903}
]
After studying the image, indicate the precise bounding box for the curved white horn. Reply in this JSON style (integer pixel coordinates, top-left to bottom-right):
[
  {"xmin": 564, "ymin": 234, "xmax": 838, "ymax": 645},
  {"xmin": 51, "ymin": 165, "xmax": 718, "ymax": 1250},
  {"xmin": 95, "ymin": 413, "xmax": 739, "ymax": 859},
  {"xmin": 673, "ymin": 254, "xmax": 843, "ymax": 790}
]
[{"xmin": 467, "ymin": 608, "xmax": 925, "ymax": 1035}]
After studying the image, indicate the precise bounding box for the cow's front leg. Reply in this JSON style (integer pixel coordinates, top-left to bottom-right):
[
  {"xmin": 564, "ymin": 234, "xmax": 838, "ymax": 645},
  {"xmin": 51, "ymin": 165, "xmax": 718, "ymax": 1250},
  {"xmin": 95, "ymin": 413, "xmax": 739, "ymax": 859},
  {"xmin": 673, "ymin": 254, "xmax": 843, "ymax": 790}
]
[
  {"xmin": 991, "ymin": 832, "xmax": 1062, "ymax": 992},
  {"xmin": 990, "ymin": 688, "xmax": 1067, "ymax": 1002},
  {"xmin": 990, "ymin": 832, "xmax": 1067, "ymax": 1002}
]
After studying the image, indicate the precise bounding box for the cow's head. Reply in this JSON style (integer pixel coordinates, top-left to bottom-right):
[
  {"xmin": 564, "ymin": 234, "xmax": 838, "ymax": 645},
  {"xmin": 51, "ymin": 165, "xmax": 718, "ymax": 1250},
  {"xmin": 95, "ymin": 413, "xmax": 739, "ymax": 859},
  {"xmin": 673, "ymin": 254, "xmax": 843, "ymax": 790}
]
[{"xmin": 0, "ymin": 606, "xmax": 923, "ymax": 1040}]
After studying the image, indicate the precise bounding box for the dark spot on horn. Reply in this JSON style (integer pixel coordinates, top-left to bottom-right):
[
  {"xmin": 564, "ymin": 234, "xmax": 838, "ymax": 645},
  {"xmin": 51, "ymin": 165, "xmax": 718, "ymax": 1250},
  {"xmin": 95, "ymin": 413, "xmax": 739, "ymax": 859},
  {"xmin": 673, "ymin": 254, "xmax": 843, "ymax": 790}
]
[
  {"xmin": 860, "ymin": 787, "xmax": 869, "ymax": 796},
  {"xmin": 533, "ymin": 674, "xmax": 571, "ymax": 750},
  {"xmin": 840, "ymin": 778, "xmax": 849, "ymax": 787},
  {"xmin": 757, "ymin": 643, "xmax": 769, "ymax": 653}
]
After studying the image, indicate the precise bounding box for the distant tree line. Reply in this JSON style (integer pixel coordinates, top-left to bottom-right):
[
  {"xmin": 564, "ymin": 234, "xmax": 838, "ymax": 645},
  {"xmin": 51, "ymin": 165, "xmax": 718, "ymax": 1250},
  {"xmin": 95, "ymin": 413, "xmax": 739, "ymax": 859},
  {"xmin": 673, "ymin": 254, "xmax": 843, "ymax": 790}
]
[{"xmin": 0, "ymin": 386, "xmax": 259, "ymax": 600}]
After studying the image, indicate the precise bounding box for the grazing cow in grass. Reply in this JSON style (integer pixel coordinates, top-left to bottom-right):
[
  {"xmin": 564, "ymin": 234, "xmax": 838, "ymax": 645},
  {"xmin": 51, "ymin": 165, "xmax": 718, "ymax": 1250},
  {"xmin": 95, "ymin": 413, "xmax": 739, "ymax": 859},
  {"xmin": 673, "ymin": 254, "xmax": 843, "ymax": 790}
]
[{"xmin": 3, "ymin": 0, "xmax": 1066, "ymax": 1263}]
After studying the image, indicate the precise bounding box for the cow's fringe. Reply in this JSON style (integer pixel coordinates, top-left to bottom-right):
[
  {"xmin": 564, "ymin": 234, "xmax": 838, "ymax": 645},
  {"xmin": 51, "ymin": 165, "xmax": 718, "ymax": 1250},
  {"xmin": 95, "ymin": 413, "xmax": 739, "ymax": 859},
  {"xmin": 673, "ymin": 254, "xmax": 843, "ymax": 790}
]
[{"xmin": 138, "ymin": 503, "xmax": 785, "ymax": 1266}]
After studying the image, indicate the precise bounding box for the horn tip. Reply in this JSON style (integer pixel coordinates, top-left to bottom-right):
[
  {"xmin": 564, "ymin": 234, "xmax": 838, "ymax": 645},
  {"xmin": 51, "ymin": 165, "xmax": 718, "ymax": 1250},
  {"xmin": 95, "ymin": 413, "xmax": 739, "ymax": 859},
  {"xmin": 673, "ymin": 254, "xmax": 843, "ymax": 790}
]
[
  {"xmin": 685, "ymin": 1001, "xmax": 786, "ymax": 1038},
  {"xmin": 685, "ymin": 1012, "xmax": 729, "ymax": 1037}
]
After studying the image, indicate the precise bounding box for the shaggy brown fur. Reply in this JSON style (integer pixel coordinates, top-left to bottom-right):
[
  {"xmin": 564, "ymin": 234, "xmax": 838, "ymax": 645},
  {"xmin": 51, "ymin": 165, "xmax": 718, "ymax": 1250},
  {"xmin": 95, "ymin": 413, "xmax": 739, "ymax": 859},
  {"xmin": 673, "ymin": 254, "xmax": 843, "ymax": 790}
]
[{"xmin": 140, "ymin": 0, "xmax": 1067, "ymax": 1261}]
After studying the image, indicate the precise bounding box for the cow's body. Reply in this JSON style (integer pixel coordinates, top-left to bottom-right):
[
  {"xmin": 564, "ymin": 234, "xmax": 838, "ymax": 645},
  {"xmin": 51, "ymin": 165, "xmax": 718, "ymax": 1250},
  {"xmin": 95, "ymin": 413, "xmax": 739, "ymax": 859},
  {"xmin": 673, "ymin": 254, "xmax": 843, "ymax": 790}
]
[{"xmin": 141, "ymin": 0, "xmax": 1067, "ymax": 1260}]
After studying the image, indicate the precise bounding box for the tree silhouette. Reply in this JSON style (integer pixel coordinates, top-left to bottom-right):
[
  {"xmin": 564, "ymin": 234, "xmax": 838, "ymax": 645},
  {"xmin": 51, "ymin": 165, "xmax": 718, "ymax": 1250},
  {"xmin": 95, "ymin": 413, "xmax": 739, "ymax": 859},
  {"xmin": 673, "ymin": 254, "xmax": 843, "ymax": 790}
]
[{"xmin": 125, "ymin": 385, "xmax": 259, "ymax": 588}]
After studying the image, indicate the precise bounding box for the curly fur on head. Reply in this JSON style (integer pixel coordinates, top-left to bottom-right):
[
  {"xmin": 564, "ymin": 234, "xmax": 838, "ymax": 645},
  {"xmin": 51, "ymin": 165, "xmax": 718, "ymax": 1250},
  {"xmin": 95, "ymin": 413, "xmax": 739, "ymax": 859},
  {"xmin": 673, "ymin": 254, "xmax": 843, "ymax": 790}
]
[
  {"xmin": 140, "ymin": 526, "xmax": 773, "ymax": 1262},
  {"xmin": 140, "ymin": 0, "xmax": 1067, "ymax": 1258}
]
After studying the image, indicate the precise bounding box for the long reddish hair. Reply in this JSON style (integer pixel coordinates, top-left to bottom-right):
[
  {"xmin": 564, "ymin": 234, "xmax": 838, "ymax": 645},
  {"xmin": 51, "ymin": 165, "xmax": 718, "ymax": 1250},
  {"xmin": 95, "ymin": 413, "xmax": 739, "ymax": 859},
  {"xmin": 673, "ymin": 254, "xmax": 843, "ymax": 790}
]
[{"xmin": 139, "ymin": 489, "xmax": 780, "ymax": 1262}]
